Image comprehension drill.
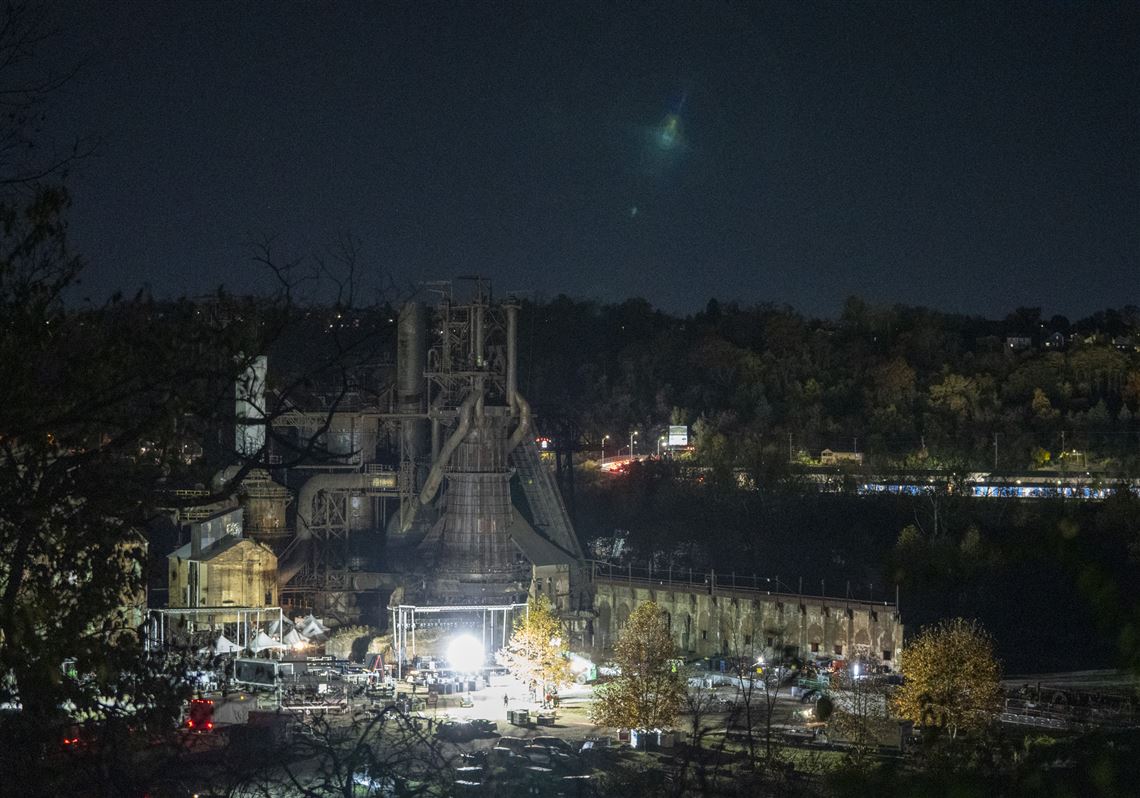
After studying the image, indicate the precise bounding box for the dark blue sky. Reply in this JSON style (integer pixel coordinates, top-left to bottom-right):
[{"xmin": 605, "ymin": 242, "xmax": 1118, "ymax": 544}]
[{"xmin": 51, "ymin": 1, "xmax": 1138, "ymax": 317}]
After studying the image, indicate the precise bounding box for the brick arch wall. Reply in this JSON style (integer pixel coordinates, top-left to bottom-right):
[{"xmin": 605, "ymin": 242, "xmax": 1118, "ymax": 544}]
[{"xmin": 589, "ymin": 580, "xmax": 904, "ymax": 663}]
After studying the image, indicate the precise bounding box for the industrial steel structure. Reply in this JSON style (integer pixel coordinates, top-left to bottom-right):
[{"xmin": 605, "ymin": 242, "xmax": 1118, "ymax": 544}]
[
  {"xmin": 153, "ymin": 278, "xmax": 902, "ymax": 669},
  {"xmin": 184, "ymin": 280, "xmax": 590, "ymax": 662}
]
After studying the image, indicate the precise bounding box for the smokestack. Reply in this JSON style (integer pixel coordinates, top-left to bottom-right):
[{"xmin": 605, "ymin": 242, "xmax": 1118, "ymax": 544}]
[
  {"xmin": 397, "ymin": 302, "xmax": 427, "ymax": 409},
  {"xmin": 472, "ymin": 302, "xmax": 485, "ymax": 368},
  {"xmin": 235, "ymin": 355, "xmax": 267, "ymax": 458},
  {"xmin": 506, "ymin": 303, "xmax": 518, "ymax": 411},
  {"xmin": 397, "ymin": 302, "xmax": 429, "ymax": 488}
]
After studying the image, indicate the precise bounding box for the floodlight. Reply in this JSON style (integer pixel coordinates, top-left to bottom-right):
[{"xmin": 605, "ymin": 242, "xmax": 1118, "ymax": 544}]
[
  {"xmin": 447, "ymin": 634, "xmax": 484, "ymax": 673},
  {"xmin": 569, "ymin": 653, "xmax": 592, "ymax": 675}
]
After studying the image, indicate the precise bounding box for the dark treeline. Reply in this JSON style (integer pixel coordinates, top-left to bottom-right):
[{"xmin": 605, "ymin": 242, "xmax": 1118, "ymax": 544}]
[
  {"xmin": 574, "ymin": 459, "xmax": 1140, "ymax": 673},
  {"xmin": 512, "ymin": 295, "xmax": 1140, "ymax": 673},
  {"xmin": 519, "ymin": 296, "xmax": 1140, "ymax": 472}
]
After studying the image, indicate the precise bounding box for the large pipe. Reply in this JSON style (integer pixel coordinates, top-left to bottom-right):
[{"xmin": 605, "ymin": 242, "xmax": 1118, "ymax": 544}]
[
  {"xmin": 211, "ymin": 464, "xmax": 243, "ymax": 494},
  {"xmin": 507, "ymin": 392, "xmax": 532, "ymax": 453},
  {"xmin": 279, "ymin": 471, "xmax": 377, "ymax": 585},
  {"xmin": 431, "ymin": 415, "xmax": 441, "ymax": 462},
  {"xmin": 293, "ymin": 473, "xmax": 375, "ymax": 541},
  {"xmin": 506, "ymin": 303, "xmax": 518, "ymax": 412},
  {"xmin": 472, "ymin": 303, "xmax": 485, "ymax": 368},
  {"xmin": 417, "ymin": 389, "xmax": 479, "ymax": 507}
]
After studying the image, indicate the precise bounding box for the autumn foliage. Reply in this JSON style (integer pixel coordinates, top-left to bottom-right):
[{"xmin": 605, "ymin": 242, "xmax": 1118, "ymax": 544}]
[
  {"xmin": 495, "ymin": 594, "xmax": 571, "ymax": 693},
  {"xmin": 894, "ymin": 617, "xmax": 1002, "ymax": 738},
  {"xmin": 591, "ymin": 601, "xmax": 685, "ymax": 729}
]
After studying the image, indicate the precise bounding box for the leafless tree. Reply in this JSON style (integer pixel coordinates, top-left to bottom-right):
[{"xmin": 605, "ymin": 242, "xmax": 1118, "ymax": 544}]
[
  {"xmin": 723, "ymin": 616, "xmax": 793, "ymax": 767},
  {"xmin": 0, "ymin": 12, "xmax": 403, "ymax": 791},
  {"xmin": 0, "ymin": 3, "xmax": 95, "ymax": 187},
  {"xmin": 672, "ymin": 667, "xmax": 725, "ymax": 796}
]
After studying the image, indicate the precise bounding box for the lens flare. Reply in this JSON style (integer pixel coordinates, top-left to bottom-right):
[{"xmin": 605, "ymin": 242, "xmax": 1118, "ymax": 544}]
[
  {"xmin": 656, "ymin": 114, "xmax": 682, "ymax": 150},
  {"xmin": 447, "ymin": 634, "xmax": 484, "ymax": 672}
]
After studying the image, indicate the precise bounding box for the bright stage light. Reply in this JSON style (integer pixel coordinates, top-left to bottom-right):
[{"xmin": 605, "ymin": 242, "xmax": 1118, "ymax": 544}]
[
  {"xmin": 447, "ymin": 634, "xmax": 484, "ymax": 673},
  {"xmin": 569, "ymin": 653, "xmax": 592, "ymax": 675}
]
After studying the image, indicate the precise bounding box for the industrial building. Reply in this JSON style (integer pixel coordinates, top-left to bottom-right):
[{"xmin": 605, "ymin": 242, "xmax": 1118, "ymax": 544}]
[
  {"xmin": 167, "ymin": 507, "xmax": 278, "ymax": 616},
  {"xmin": 158, "ymin": 281, "xmax": 592, "ymax": 664},
  {"xmin": 157, "ymin": 279, "xmax": 900, "ymax": 666}
]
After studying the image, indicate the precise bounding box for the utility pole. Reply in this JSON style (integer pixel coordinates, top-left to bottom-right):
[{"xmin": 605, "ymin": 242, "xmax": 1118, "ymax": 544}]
[
  {"xmin": 788, "ymin": 432, "xmax": 794, "ymax": 463},
  {"xmin": 993, "ymin": 433, "xmax": 999, "ymax": 471}
]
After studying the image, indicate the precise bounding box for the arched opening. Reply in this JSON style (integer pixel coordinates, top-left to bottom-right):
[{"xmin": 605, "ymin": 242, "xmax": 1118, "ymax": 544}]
[{"xmin": 807, "ymin": 623, "xmax": 825, "ymax": 656}]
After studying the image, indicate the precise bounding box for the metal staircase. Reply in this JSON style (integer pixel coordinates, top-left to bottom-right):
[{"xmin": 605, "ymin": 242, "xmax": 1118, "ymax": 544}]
[{"xmin": 510, "ymin": 440, "xmax": 583, "ymax": 559}]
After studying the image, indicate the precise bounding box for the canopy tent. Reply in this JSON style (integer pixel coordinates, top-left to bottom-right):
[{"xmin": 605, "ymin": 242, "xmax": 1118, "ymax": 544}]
[
  {"xmin": 214, "ymin": 634, "xmax": 244, "ymax": 655},
  {"xmin": 265, "ymin": 618, "xmax": 293, "ymax": 637},
  {"xmin": 283, "ymin": 628, "xmax": 307, "ymax": 649},
  {"xmin": 300, "ymin": 614, "xmax": 329, "ymax": 639},
  {"xmin": 249, "ymin": 631, "xmax": 284, "ymax": 653}
]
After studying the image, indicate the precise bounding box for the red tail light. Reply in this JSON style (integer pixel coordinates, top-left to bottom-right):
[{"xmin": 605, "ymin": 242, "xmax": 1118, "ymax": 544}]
[{"xmin": 206, "ymin": 722, "xmax": 213, "ymax": 730}]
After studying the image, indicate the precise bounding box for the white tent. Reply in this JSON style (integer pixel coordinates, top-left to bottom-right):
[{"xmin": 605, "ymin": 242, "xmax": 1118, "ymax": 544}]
[
  {"xmin": 265, "ymin": 618, "xmax": 293, "ymax": 637},
  {"xmin": 283, "ymin": 628, "xmax": 307, "ymax": 649},
  {"xmin": 300, "ymin": 614, "xmax": 328, "ymax": 639},
  {"xmin": 215, "ymin": 634, "xmax": 243, "ymax": 655},
  {"xmin": 250, "ymin": 630, "xmax": 284, "ymax": 653}
]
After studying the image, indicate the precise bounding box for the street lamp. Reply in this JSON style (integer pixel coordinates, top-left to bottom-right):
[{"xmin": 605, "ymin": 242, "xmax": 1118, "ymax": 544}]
[
  {"xmin": 630, "ymin": 431, "xmax": 637, "ymax": 460},
  {"xmin": 602, "ymin": 434, "xmax": 609, "ymax": 463},
  {"xmin": 658, "ymin": 435, "xmax": 665, "ymax": 458}
]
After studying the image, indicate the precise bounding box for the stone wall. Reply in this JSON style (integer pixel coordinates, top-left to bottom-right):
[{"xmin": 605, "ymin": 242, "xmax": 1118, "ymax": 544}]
[{"xmin": 592, "ymin": 578, "xmax": 903, "ymax": 665}]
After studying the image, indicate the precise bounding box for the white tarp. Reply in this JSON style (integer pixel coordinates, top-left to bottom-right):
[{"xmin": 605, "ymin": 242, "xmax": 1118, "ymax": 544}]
[
  {"xmin": 283, "ymin": 628, "xmax": 307, "ymax": 648},
  {"xmin": 215, "ymin": 634, "xmax": 244, "ymax": 654},
  {"xmin": 250, "ymin": 631, "xmax": 284, "ymax": 653}
]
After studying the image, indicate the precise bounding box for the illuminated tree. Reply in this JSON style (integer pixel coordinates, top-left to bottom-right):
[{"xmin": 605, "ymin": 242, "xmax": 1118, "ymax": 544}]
[
  {"xmin": 894, "ymin": 618, "xmax": 1002, "ymax": 739},
  {"xmin": 495, "ymin": 594, "xmax": 570, "ymax": 696},
  {"xmin": 1031, "ymin": 387, "xmax": 1059, "ymax": 422},
  {"xmin": 590, "ymin": 601, "xmax": 684, "ymax": 729},
  {"xmin": 928, "ymin": 373, "xmax": 979, "ymax": 419}
]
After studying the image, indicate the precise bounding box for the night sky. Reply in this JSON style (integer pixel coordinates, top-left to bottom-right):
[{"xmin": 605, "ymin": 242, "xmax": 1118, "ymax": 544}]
[{"xmin": 50, "ymin": 1, "xmax": 1138, "ymax": 318}]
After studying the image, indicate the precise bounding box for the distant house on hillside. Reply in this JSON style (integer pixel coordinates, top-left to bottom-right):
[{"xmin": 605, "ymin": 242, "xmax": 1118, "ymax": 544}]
[
  {"xmin": 1005, "ymin": 335, "xmax": 1032, "ymax": 351},
  {"xmin": 820, "ymin": 449, "xmax": 864, "ymax": 466},
  {"xmin": 1043, "ymin": 331, "xmax": 1066, "ymax": 350}
]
